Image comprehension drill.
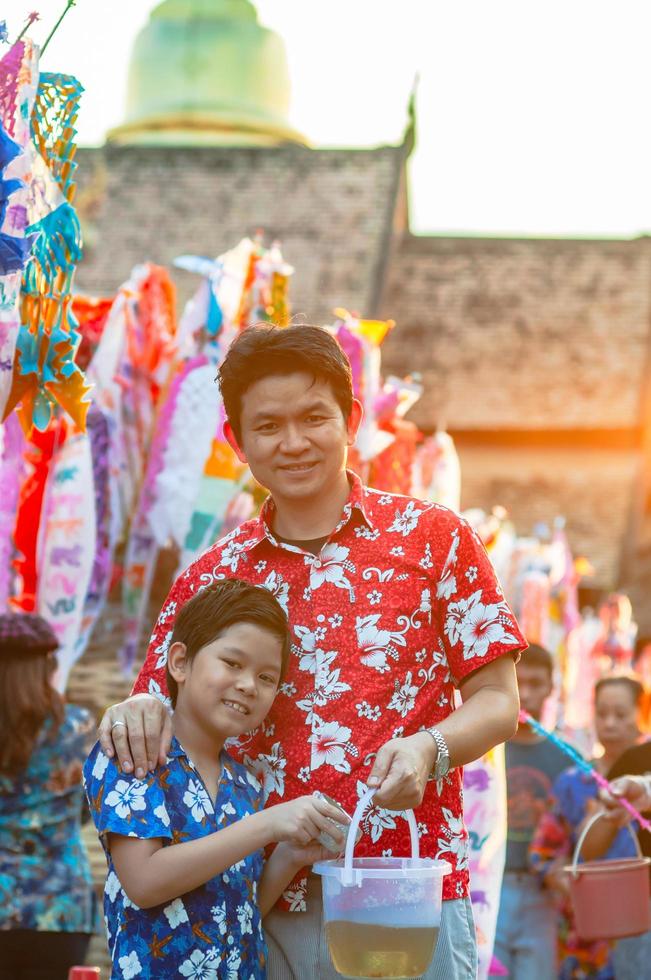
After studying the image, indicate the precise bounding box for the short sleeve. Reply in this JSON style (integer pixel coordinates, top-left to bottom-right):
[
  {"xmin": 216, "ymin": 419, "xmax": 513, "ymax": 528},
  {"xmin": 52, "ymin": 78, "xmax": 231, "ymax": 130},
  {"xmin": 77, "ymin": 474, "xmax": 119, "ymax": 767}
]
[
  {"xmin": 435, "ymin": 515, "xmax": 527, "ymax": 684},
  {"xmin": 83, "ymin": 742, "xmax": 173, "ymax": 844}
]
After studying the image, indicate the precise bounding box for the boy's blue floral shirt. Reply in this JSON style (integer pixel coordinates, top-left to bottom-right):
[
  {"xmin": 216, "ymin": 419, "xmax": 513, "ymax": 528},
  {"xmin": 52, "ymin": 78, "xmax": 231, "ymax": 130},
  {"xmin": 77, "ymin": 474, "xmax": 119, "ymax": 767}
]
[
  {"xmin": 0, "ymin": 703, "xmax": 95, "ymax": 933},
  {"xmin": 84, "ymin": 737, "xmax": 266, "ymax": 980}
]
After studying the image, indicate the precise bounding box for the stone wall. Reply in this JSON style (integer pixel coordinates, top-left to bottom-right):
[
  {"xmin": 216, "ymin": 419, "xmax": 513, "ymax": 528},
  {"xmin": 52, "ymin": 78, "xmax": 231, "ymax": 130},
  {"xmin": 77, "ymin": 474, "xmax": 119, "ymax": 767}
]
[
  {"xmin": 381, "ymin": 234, "xmax": 651, "ymax": 432},
  {"xmin": 74, "ymin": 143, "xmax": 404, "ymax": 322}
]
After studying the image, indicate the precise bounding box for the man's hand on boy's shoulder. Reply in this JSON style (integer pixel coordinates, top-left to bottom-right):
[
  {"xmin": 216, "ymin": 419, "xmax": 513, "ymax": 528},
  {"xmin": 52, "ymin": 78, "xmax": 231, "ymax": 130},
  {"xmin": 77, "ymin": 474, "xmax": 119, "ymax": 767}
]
[{"xmin": 99, "ymin": 694, "xmax": 172, "ymax": 780}]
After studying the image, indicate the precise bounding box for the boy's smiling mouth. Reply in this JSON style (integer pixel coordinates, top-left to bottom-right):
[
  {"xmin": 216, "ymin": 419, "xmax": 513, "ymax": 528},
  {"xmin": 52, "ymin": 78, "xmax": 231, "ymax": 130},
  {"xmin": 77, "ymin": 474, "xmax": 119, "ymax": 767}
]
[{"xmin": 222, "ymin": 699, "xmax": 249, "ymax": 715}]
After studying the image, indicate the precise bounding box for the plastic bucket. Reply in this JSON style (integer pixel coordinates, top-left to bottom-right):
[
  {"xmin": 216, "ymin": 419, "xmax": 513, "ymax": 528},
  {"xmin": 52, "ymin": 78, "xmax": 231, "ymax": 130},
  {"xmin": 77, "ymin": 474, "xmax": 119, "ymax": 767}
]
[
  {"xmin": 314, "ymin": 787, "xmax": 451, "ymax": 979},
  {"xmin": 565, "ymin": 810, "xmax": 651, "ymax": 941}
]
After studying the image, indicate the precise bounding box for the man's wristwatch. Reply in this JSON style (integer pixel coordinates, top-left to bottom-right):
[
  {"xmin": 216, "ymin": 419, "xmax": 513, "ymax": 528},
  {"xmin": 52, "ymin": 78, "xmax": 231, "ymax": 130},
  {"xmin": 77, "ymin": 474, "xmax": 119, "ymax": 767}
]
[{"xmin": 424, "ymin": 727, "xmax": 451, "ymax": 783}]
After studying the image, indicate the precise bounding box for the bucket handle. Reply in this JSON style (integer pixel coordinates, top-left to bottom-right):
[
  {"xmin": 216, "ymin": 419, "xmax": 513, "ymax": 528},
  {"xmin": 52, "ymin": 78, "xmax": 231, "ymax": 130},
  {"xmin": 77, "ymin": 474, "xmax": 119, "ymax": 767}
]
[
  {"xmin": 342, "ymin": 785, "xmax": 420, "ymax": 886},
  {"xmin": 570, "ymin": 809, "xmax": 642, "ymax": 879}
]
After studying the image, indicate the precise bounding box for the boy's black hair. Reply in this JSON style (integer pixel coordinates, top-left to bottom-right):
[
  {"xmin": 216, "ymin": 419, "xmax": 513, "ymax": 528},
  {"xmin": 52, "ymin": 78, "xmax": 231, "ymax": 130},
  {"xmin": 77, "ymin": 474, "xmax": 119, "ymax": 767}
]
[
  {"xmin": 165, "ymin": 579, "xmax": 291, "ymax": 707},
  {"xmin": 217, "ymin": 324, "xmax": 354, "ymax": 442},
  {"xmin": 595, "ymin": 673, "xmax": 644, "ymax": 708},
  {"xmin": 518, "ymin": 642, "xmax": 554, "ymax": 677}
]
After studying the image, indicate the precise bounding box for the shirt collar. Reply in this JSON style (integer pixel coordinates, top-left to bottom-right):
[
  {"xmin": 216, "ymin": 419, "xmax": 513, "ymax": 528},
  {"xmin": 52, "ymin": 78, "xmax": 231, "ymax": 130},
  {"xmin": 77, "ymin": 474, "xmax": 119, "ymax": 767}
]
[{"xmin": 253, "ymin": 469, "xmax": 375, "ymax": 548}]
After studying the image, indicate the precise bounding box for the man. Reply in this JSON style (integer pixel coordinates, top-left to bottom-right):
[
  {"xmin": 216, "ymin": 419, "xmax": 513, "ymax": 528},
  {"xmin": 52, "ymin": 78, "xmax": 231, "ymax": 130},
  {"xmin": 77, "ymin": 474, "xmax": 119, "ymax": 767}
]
[
  {"xmin": 493, "ymin": 644, "xmax": 568, "ymax": 979},
  {"xmin": 100, "ymin": 325, "xmax": 525, "ymax": 979}
]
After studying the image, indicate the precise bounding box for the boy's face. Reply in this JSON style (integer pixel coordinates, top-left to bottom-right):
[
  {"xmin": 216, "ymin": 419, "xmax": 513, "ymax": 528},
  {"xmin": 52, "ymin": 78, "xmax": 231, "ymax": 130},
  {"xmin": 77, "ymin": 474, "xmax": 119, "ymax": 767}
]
[
  {"xmin": 225, "ymin": 372, "xmax": 362, "ymax": 508},
  {"xmin": 516, "ymin": 662, "xmax": 552, "ymax": 720},
  {"xmin": 170, "ymin": 623, "xmax": 284, "ymax": 739}
]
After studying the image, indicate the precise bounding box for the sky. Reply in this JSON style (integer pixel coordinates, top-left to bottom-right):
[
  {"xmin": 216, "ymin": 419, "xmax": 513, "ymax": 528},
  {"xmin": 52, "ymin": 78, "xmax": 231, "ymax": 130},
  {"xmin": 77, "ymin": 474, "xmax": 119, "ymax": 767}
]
[{"xmin": 7, "ymin": 0, "xmax": 651, "ymax": 237}]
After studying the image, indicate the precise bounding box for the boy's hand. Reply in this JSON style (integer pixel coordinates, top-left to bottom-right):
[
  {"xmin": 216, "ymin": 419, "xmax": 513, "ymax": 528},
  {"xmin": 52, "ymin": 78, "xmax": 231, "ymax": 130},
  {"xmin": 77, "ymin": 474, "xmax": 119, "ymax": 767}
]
[
  {"xmin": 274, "ymin": 840, "xmax": 335, "ymax": 868},
  {"xmin": 266, "ymin": 794, "xmax": 349, "ymax": 848},
  {"xmin": 98, "ymin": 694, "xmax": 173, "ymax": 780}
]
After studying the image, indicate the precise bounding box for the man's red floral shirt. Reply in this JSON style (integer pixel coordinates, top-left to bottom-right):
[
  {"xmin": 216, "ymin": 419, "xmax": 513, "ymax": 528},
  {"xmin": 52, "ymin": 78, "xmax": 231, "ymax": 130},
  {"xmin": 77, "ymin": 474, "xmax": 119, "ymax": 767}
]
[{"xmin": 133, "ymin": 472, "xmax": 525, "ymax": 908}]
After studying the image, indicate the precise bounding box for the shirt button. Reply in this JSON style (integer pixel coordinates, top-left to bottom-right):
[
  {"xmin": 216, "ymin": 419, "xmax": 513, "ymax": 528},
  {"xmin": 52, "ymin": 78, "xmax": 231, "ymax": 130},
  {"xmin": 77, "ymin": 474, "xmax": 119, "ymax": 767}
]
[{"xmin": 313, "ymin": 560, "xmax": 321, "ymax": 568}]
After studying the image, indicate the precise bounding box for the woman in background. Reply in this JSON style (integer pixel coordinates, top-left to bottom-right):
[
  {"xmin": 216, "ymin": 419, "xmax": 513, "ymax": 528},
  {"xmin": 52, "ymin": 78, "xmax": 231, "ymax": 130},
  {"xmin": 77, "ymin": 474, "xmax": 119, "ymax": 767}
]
[
  {"xmin": 0, "ymin": 613, "xmax": 96, "ymax": 980},
  {"xmin": 529, "ymin": 674, "xmax": 646, "ymax": 979}
]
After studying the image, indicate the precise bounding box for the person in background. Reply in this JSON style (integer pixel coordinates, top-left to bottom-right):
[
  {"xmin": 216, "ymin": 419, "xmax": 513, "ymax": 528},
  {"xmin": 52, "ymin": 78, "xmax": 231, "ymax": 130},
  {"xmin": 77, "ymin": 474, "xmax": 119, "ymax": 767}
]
[
  {"xmin": 529, "ymin": 674, "xmax": 645, "ymax": 979},
  {"xmin": 591, "ymin": 593, "xmax": 636, "ymax": 673},
  {"xmin": 493, "ymin": 643, "xmax": 568, "ymax": 979},
  {"xmin": 578, "ymin": 682, "xmax": 651, "ymax": 980},
  {"xmin": 0, "ymin": 613, "xmax": 96, "ymax": 980}
]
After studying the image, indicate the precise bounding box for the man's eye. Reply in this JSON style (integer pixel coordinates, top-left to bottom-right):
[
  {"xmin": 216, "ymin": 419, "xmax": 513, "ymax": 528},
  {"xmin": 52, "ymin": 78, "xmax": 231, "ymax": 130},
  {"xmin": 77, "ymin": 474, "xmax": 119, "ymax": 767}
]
[
  {"xmin": 306, "ymin": 415, "xmax": 325, "ymax": 423},
  {"xmin": 223, "ymin": 659, "xmax": 239, "ymax": 669},
  {"xmin": 257, "ymin": 423, "xmax": 277, "ymax": 432}
]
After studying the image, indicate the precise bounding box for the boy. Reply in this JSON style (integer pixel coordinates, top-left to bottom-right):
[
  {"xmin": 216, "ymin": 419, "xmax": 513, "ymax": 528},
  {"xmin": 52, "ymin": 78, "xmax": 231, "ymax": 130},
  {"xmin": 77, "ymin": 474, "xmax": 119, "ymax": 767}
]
[
  {"xmin": 84, "ymin": 580, "xmax": 344, "ymax": 979},
  {"xmin": 493, "ymin": 643, "xmax": 568, "ymax": 979}
]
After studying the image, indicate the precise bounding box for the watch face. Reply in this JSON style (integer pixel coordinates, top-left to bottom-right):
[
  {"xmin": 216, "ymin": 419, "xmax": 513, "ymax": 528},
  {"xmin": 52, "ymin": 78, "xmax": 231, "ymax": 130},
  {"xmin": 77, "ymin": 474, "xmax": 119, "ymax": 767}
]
[{"xmin": 436, "ymin": 755, "xmax": 450, "ymax": 779}]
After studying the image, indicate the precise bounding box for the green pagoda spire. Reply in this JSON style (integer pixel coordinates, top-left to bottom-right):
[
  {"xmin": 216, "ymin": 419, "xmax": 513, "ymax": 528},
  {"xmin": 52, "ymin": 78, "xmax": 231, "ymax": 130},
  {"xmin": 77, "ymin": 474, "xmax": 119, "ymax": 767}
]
[{"xmin": 108, "ymin": 0, "xmax": 305, "ymax": 145}]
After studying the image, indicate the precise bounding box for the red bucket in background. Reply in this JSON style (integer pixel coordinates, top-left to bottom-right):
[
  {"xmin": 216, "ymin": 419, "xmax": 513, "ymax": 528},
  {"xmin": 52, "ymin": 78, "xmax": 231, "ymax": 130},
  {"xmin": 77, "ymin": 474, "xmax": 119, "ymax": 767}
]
[
  {"xmin": 565, "ymin": 812, "xmax": 651, "ymax": 941},
  {"xmin": 68, "ymin": 969, "xmax": 101, "ymax": 979}
]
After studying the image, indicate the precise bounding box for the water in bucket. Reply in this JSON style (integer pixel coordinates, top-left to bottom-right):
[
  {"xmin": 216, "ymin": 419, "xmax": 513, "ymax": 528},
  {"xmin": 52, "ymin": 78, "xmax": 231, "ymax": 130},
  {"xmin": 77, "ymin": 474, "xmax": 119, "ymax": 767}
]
[{"xmin": 314, "ymin": 788, "xmax": 451, "ymax": 979}]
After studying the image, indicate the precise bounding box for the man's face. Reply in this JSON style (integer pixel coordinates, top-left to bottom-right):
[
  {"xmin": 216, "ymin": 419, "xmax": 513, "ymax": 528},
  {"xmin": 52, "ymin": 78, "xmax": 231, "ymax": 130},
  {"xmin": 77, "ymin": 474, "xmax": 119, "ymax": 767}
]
[
  {"xmin": 227, "ymin": 372, "xmax": 361, "ymax": 506},
  {"xmin": 516, "ymin": 662, "xmax": 552, "ymax": 719}
]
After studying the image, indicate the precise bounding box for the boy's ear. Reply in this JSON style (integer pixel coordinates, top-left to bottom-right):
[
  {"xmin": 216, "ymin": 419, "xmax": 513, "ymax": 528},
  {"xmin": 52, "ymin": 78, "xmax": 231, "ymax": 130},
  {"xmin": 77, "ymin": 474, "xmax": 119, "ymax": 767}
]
[
  {"xmin": 224, "ymin": 421, "xmax": 247, "ymax": 464},
  {"xmin": 167, "ymin": 641, "xmax": 189, "ymax": 686}
]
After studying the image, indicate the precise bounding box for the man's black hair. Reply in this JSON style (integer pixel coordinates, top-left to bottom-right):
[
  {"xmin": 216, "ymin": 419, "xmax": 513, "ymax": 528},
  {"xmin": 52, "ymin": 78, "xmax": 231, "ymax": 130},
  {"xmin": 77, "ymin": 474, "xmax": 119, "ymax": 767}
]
[{"xmin": 518, "ymin": 642, "xmax": 553, "ymax": 677}]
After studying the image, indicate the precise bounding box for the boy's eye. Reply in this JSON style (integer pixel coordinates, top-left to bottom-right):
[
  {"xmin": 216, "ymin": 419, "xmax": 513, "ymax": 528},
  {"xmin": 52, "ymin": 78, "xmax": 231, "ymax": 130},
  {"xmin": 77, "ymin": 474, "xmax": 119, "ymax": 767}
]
[
  {"xmin": 222, "ymin": 659, "xmax": 240, "ymax": 669},
  {"xmin": 260, "ymin": 674, "xmax": 277, "ymax": 685}
]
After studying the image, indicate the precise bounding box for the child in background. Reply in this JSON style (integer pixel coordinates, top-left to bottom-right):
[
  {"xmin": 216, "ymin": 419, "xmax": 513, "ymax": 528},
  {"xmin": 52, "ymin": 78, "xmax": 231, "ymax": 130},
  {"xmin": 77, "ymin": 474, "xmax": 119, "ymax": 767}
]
[
  {"xmin": 0, "ymin": 613, "xmax": 96, "ymax": 980},
  {"xmin": 493, "ymin": 643, "xmax": 569, "ymax": 979},
  {"xmin": 529, "ymin": 674, "xmax": 645, "ymax": 979},
  {"xmin": 84, "ymin": 579, "xmax": 346, "ymax": 980}
]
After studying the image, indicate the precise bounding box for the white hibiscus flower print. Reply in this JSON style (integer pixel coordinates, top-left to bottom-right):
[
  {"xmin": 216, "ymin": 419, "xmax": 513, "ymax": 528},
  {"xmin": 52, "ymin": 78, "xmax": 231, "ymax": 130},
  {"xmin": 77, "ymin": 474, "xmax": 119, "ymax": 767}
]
[
  {"xmin": 387, "ymin": 671, "xmax": 419, "ymax": 717},
  {"xmin": 153, "ymin": 801, "xmax": 170, "ymax": 827},
  {"xmin": 446, "ymin": 591, "xmax": 519, "ymax": 659},
  {"xmin": 436, "ymin": 532, "xmax": 459, "ymax": 600},
  {"xmin": 283, "ymin": 884, "xmax": 307, "ymax": 911},
  {"xmin": 465, "ymin": 565, "xmax": 478, "ymax": 583},
  {"xmin": 262, "ymin": 570, "xmax": 289, "ymax": 614},
  {"xmin": 225, "ymin": 949, "xmax": 242, "ymax": 980},
  {"xmin": 91, "ymin": 750, "xmax": 109, "ymax": 780},
  {"xmin": 154, "ymin": 630, "xmax": 172, "ymax": 669},
  {"xmin": 436, "ymin": 806, "xmax": 469, "ymax": 871},
  {"xmin": 105, "ymin": 779, "xmax": 148, "ymax": 819},
  {"xmin": 183, "ymin": 778, "xmax": 214, "ymax": 822},
  {"xmin": 297, "ymin": 666, "xmax": 351, "ymax": 724},
  {"xmin": 237, "ymin": 901, "xmax": 254, "ymax": 935},
  {"xmin": 220, "ymin": 539, "xmax": 251, "ymax": 572},
  {"xmin": 211, "ymin": 901, "xmax": 227, "ymax": 935},
  {"xmin": 106, "ymin": 870, "xmax": 121, "ymax": 902},
  {"xmin": 243, "ymin": 742, "xmax": 286, "ymax": 797},
  {"xmin": 147, "ymin": 677, "xmax": 171, "ymax": 708},
  {"xmin": 355, "ymin": 781, "xmax": 400, "ymax": 842},
  {"xmin": 355, "ymin": 614, "xmax": 407, "ymax": 672},
  {"xmin": 179, "ymin": 947, "xmax": 221, "ymax": 979},
  {"xmin": 387, "ymin": 500, "xmax": 425, "ymax": 537},
  {"xmin": 309, "ymin": 543, "xmax": 355, "ymax": 596},
  {"xmin": 163, "ymin": 897, "xmax": 188, "ymax": 928},
  {"xmin": 118, "ymin": 950, "xmax": 142, "ymax": 979},
  {"xmin": 309, "ymin": 716, "xmax": 356, "ymax": 773},
  {"xmin": 367, "ymin": 589, "xmax": 382, "ymax": 605}
]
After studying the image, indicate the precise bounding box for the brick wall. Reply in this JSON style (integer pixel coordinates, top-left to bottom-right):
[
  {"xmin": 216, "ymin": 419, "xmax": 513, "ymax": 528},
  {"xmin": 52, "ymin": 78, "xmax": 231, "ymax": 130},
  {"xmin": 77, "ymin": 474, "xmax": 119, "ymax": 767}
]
[
  {"xmin": 74, "ymin": 144, "xmax": 403, "ymax": 323},
  {"xmin": 381, "ymin": 234, "xmax": 651, "ymax": 432}
]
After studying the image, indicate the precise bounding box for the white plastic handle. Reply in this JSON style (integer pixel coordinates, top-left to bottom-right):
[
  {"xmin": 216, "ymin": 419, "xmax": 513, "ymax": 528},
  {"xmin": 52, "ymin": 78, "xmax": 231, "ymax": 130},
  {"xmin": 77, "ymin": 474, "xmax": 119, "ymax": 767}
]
[{"xmin": 342, "ymin": 786, "xmax": 420, "ymax": 886}]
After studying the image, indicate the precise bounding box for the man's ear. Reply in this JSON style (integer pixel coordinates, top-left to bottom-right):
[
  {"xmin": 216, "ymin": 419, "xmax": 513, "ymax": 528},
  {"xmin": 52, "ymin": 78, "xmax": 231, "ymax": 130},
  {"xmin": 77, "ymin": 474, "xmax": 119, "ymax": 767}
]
[
  {"xmin": 224, "ymin": 421, "xmax": 247, "ymax": 464},
  {"xmin": 346, "ymin": 398, "xmax": 364, "ymax": 446},
  {"xmin": 167, "ymin": 642, "xmax": 189, "ymax": 687}
]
